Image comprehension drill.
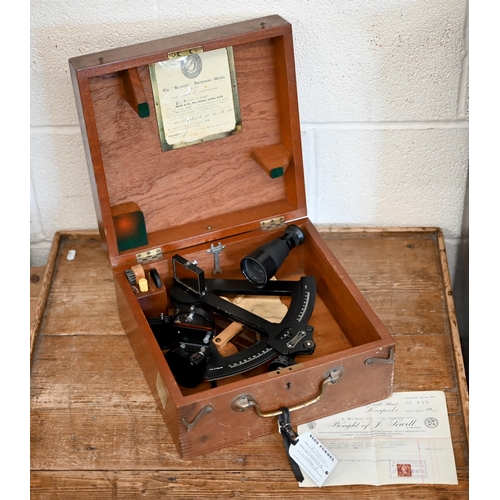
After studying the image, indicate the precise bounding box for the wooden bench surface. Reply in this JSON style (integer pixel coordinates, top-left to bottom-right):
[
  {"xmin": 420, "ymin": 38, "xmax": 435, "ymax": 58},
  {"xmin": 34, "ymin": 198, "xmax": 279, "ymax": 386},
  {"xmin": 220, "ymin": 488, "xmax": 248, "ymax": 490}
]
[{"xmin": 30, "ymin": 228, "xmax": 468, "ymax": 499}]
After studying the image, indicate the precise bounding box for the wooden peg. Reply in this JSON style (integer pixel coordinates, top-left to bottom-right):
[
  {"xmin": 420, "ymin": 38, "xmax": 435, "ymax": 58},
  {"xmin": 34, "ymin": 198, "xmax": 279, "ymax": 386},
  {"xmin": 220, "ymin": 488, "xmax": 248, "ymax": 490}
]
[
  {"xmin": 121, "ymin": 68, "xmax": 150, "ymax": 118},
  {"xmin": 251, "ymin": 143, "xmax": 291, "ymax": 178}
]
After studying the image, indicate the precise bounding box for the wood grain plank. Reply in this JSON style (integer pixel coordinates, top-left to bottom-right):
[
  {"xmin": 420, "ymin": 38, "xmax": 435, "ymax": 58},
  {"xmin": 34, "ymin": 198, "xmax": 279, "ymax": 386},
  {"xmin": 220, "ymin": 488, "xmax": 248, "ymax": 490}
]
[
  {"xmin": 40, "ymin": 236, "xmax": 124, "ymax": 336},
  {"xmin": 30, "ymin": 469, "xmax": 469, "ymax": 499},
  {"xmin": 436, "ymin": 229, "xmax": 469, "ymax": 443},
  {"xmin": 392, "ymin": 334, "xmax": 457, "ymax": 391},
  {"xmin": 31, "ymin": 266, "xmax": 46, "ymax": 324},
  {"xmin": 321, "ymin": 232, "xmax": 450, "ymax": 335},
  {"xmin": 31, "ymin": 232, "xmax": 62, "ymax": 367}
]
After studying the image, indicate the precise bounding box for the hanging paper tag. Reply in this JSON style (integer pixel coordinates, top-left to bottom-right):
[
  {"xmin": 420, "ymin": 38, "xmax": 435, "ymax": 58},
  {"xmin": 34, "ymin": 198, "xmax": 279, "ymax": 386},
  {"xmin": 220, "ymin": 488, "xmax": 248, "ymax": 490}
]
[{"xmin": 288, "ymin": 432, "xmax": 338, "ymax": 487}]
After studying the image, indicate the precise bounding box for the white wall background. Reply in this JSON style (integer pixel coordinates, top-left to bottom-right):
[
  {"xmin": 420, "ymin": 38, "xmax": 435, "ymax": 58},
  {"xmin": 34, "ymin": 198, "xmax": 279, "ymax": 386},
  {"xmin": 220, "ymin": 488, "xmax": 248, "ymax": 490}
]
[{"xmin": 30, "ymin": 0, "xmax": 469, "ymax": 282}]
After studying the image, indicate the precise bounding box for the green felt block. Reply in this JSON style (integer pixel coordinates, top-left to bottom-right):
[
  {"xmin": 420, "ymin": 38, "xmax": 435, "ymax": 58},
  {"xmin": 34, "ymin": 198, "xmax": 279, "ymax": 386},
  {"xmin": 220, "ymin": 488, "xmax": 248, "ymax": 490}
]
[
  {"xmin": 138, "ymin": 102, "xmax": 150, "ymax": 118},
  {"xmin": 270, "ymin": 167, "xmax": 284, "ymax": 179},
  {"xmin": 113, "ymin": 211, "xmax": 148, "ymax": 252}
]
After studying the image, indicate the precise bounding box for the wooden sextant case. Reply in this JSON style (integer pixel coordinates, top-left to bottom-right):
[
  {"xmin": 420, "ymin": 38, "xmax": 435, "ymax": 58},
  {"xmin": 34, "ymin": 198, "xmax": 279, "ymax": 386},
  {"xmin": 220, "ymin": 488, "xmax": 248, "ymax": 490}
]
[{"xmin": 69, "ymin": 15, "xmax": 395, "ymax": 458}]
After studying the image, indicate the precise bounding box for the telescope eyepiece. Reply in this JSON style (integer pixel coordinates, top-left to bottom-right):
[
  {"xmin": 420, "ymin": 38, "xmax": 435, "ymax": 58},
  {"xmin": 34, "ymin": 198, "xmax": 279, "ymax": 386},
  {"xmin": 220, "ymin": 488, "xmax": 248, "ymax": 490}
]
[
  {"xmin": 240, "ymin": 224, "xmax": 305, "ymax": 286},
  {"xmin": 279, "ymin": 223, "xmax": 305, "ymax": 249}
]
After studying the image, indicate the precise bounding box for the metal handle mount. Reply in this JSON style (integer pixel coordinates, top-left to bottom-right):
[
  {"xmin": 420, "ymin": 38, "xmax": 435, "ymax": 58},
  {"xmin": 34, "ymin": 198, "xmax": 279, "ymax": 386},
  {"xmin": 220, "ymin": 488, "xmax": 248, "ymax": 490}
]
[
  {"xmin": 365, "ymin": 347, "xmax": 395, "ymax": 366},
  {"xmin": 230, "ymin": 366, "xmax": 344, "ymax": 418}
]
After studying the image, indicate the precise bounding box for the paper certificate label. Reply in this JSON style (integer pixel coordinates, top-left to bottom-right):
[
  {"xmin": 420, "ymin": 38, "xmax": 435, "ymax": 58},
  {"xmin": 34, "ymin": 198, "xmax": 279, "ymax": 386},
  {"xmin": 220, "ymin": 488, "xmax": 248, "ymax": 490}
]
[
  {"xmin": 297, "ymin": 391, "xmax": 459, "ymax": 487},
  {"xmin": 288, "ymin": 432, "xmax": 338, "ymax": 487},
  {"xmin": 150, "ymin": 47, "xmax": 242, "ymax": 150}
]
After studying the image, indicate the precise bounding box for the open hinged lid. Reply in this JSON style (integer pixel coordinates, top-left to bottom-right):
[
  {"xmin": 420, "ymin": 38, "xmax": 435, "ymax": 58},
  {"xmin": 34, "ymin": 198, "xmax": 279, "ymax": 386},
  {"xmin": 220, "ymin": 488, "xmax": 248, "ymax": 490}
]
[{"xmin": 69, "ymin": 15, "xmax": 307, "ymax": 268}]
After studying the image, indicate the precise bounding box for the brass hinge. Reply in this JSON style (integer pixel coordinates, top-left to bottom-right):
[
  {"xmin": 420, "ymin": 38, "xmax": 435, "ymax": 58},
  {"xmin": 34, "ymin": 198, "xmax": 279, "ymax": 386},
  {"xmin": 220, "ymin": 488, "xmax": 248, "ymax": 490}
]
[
  {"xmin": 260, "ymin": 216, "xmax": 286, "ymax": 232},
  {"xmin": 136, "ymin": 248, "xmax": 163, "ymax": 264},
  {"xmin": 168, "ymin": 46, "xmax": 203, "ymax": 59}
]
